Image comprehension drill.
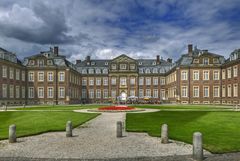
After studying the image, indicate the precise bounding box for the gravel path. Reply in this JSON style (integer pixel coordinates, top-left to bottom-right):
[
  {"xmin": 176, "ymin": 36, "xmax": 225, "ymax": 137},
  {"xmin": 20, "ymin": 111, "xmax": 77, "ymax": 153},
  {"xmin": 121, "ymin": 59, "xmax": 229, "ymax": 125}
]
[{"xmin": 0, "ymin": 111, "xmax": 201, "ymax": 159}]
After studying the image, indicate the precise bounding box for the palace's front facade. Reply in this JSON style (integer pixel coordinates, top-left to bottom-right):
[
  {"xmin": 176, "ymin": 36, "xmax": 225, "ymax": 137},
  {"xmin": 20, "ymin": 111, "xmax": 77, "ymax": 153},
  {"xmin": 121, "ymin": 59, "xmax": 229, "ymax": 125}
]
[{"xmin": 0, "ymin": 44, "xmax": 239, "ymax": 105}]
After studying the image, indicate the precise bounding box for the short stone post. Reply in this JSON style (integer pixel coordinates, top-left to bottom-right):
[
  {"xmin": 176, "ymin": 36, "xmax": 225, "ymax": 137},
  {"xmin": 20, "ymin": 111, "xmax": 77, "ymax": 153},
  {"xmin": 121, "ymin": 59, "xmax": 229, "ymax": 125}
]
[
  {"xmin": 116, "ymin": 121, "xmax": 123, "ymax": 137},
  {"xmin": 66, "ymin": 121, "xmax": 72, "ymax": 137},
  {"xmin": 9, "ymin": 124, "xmax": 17, "ymax": 143},
  {"xmin": 161, "ymin": 124, "xmax": 168, "ymax": 144},
  {"xmin": 193, "ymin": 132, "xmax": 203, "ymax": 161}
]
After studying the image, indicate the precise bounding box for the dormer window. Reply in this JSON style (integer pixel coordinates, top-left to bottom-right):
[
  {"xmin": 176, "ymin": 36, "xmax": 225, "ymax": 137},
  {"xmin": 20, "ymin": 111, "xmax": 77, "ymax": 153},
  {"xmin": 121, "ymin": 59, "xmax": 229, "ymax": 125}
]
[
  {"xmin": 105, "ymin": 62, "xmax": 108, "ymax": 65},
  {"xmin": 213, "ymin": 58, "xmax": 218, "ymax": 64},
  {"xmin": 203, "ymin": 58, "xmax": 209, "ymax": 65},
  {"xmin": 96, "ymin": 69, "xmax": 101, "ymax": 74},
  {"xmin": 82, "ymin": 69, "xmax": 87, "ymax": 74},
  {"xmin": 103, "ymin": 69, "xmax": 108, "ymax": 74},
  {"xmin": 152, "ymin": 61, "xmax": 156, "ymax": 65},
  {"xmin": 91, "ymin": 62, "xmax": 95, "ymax": 65},
  {"xmin": 87, "ymin": 62, "xmax": 90, "ymax": 65},
  {"xmin": 47, "ymin": 60, "xmax": 53, "ymax": 65},
  {"xmin": 139, "ymin": 68, "xmax": 144, "ymax": 73},
  {"xmin": 193, "ymin": 59, "xmax": 199, "ymax": 63},
  {"xmin": 153, "ymin": 68, "xmax": 158, "ymax": 73},
  {"xmin": 29, "ymin": 60, "xmax": 35, "ymax": 66},
  {"xmin": 145, "ymin": 68, "xmax": 151, "ymax": 73},
  {"xmin": 139, "ymin": 62, "xmax": 142, "ymax": 65},
  {"xmin": 38, "ymin": 59, "xmax": 44, "ymax": 67},
  {"xmin": 88, "ymin": 68, "xmax": 94, "ymax": 74}
]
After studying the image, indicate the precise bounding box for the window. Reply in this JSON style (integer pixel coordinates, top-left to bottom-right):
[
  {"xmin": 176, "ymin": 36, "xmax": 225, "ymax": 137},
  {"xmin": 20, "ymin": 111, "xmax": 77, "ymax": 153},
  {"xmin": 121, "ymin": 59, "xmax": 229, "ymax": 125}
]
[
  {"xmin": 203, "ymin": 86, "xmax": 209, "ymax": 97},
  {"xmin": 153, "ymin": 89, "xmax": 158, "ymax": 98},
  {"xmin": 111, "ymin": 77, "xmax": 116, "ymax": 85},
  {"xmin": 161, "ymin": 89, "xmax": 165, "ymax": 100},
  {"xmin": 203, "ymin": 70, "xmax": 209, "ymax": 80},
  {"xmin": 89, "ymin": 69, "xmax": 94, "ymax": 74},
  {"xmin": 82, "ymin": 89, "xmax": 86, "ymax": 98},
  {"xmin": 96, "ymin": 69, "xmax": 101, "ymax": 74},
  {"xmin": 213, "ymin": 86, "xmax": 220, "ymax": 97},
  {"xmin": 89, "ymin": 78, "xmax": 94, "ymax": 86},
  {"xmin": 82, "ymin": 78, "xmax": 87, "ymax": 86},
  {"xmin": 105, "ymin": 62, "xmax": 108, "ymax": 65},
  {"xmin": 16, "ymin": 69, "xmax": 20, "ymax": 80},
  {"xmin": 111, "ymin": 90, "xmax": 116, "ymax": 98},
  {"xmin": 160, "ymin": 78, "xmax": 165, "ymax": 85},
  {"xmin": 48, "ymin": 87, "xmax": 54, "ymax": 98},
  {"xmin": 153, "ymin": 68, "xmax": 158, "ymax": 73},
  {"xmin": 193, "ymin": 86, "xmax": 199, "ymax": 97},
  {"xmin": 96, "ymin": 89, "xmax": 101, "ymax": 98},
  {"xmin": 48, "ymin": 72, "xmax": 53, "ymax": 81},
  {"xmin": 59, "ymin": 87, "xmax": 65, "ymax": 98},
  {"xmin": 9, "ymin": 85, "xmax": 14, "ymax": 98},
  {"xmin": 96, "ymin": 78, "xmax": 101, "ymax": 86},
  {"xmin": 130, "ymin": 89, "xmax": 135, "ymax": 96},
  {"xmin": 2, "ymin": 65, "xmax": 7, "ymax": 78},
  {"xmin": 22, "ymin": 87, "xmax": 25, "ymax": 98},
  {"xmin": 103, "ymin": 89, "xmax": 108, "ymax": 98},
  {"xmin": 139, "ymin": 89, "xmax": 143, "ymax": 98},
  {"xmin": 227, "ymin": 85, "xmax": 231, "ymax": 97},
  {"xmin": 222, "ymin": 69, "xmax": 226, "ymax": 79},
  {"xmin": 120, "ymin": 77, "xmax": 126, "ymax": 86},
  {"xmin": 227, "ymin": 67, "xmax": 231, "ymax": 78},
  {"xmin": 29, "ymin": 72, "xmax": 34, "ymax": 81},
  {"xmin": 28, "ymin": 87, "xmax": 34, "ymax": 98},
  {"xmin": 103, "ymin": 69, "xmax": 108, "ymax": 74},
  {"xmin": 103, "ymin": 77, "xmax": 108, "ymax": 86},
  {"xmin": 146, "ymin": 89, "xmax": 151, "ymax": 97},
  {"xmin": 59, "ymin": 72, "xmax": 65, "ymax": 82},
  {"xmin": 130, "ymin": 77, "xmax": 135, "ymax": 85},
  {"xmin": 213, "ymin": 70, "xmax": 219, "ymax": 80},
  {"xmin": 111, "ymin": 64, "xmax": 117, "ymax": 70},
  {"xmin": 38, "ymin": 60, "xmax": 44, "ymax": 67},
  {"xmin": 213, "ymin": 58, "xmax": 218, "ymax": 64},
  {"xmin": 181, "ymin": 86, "xmax": 188, "ymax": 97},
  {"xmin": 153, "ymin": 77, "xmax": 158, "ymax": 85},
  {"xmin": 193, "ymin": 59, "xmax": 199, "ymax": 63},
  {"xmin": 38, "ymin": 72, "xmax": 44, "ymax": 81},
  {"xmin": 89, "ymin": 89, "xmax": 94, "ymax": 99},
  {"xmin": 2, "ymin": 84, "xmax": 7, "ymax": 98},
  {"xmin": 29, "ymin": 60, "xmax": 35, "ymax": 66},
  {"xmin": 130, "ymin": 64, "xmax": 135, "ymax": 70},
  {"xmin": 120, "ymin": 64, "xmax": 127, "ymax": 70},
  {"xmin": 181, "ymin": 71, "xmax": 188, "ymax": 80},
  {"xmin": 233, "ymin": 84, "xmax": 238, "ymax": 97},
  {"xmin": 15, "ymin": 86, "xmax": 20, "ymax": 98},
  {"xmin": 203, "ymin": 58, "xmax": 209, "ymax": 65},
  {"xmin": 233, "ymin": 66, "xmax": 238, "ymax": 77},
  {"xmin": 82, "ymin": 69, "xmax": 87, "ymax": 74},
  {"xmin": 193, "ymin": 71, "xmax": 199, "ymax": 80},
  {"xmin": 139, "ymin": 77, "xmax": 144, "ymax": 85},
  {"xmin": 22, "ymin": 71, "xmax": 25, "ymax": 81},
  {"xmin": 9, "ymin": 67, "xmax": 14, "ymax": 79},
  {"xmin": 47, "ymin": 60, "xmax": 53, "ymax": 65},
  {"xmin": 145, "ymin": 68, "xmax": 151, "ymax": 74},
  {"xmin": 38, "ymin": 87, "xmax": 44, "ymax": 98},
  {"xmin": 146, "ymin": 77, "xmax": 151, "ymax": 85},
  {"xmin": 222, "ymin": 86, "xmax": 226, "ymax": 97}
]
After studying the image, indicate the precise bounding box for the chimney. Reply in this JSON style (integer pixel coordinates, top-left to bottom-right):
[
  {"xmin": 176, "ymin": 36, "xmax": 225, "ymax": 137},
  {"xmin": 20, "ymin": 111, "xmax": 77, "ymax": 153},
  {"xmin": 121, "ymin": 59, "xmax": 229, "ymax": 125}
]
[
  {"xmin": 167, "ymin": 58, "xmax": 172, "ymax": 63},
  {"xmin": 86, "ymin": 56, "xmax": 91, "ymax": 62},
  {"xmin": 50, "ymin": 47, "xmax": 53, "ymax": 52},
  {"xmin": 156, "ymin": 55, "xmax": 160, "ymax": 64},
  {"xmin": 76, "ymin": 60, "xmax": 81, "ymax": 64},
  {"xmin": 54, "ymin": 46, "xmax": 58, "ymax": 56},
  {"xmin": 188, "ymin": 44, "xmax": 193, "ymax": 56}
]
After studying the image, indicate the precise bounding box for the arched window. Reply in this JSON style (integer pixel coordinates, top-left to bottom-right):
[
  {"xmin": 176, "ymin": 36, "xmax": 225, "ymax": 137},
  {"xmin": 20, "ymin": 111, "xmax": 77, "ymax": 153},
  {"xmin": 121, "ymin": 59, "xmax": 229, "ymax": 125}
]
[
  {"xmin": 145, "ymin": 68, "xmax": 151, "ymax": 74},
  {"xmin": 96, "ymin": 68, "xmax": 101, "ymax": 74},
  {"xmin": 153, "ymin": 68, "xmax": 158, "ymax": 73},
  {"xmin": 103, "ymin": 68, "xmax": 108, "ymax": 74},
  {"xmin": 88, "ymin": 68, "xmax": 94, "ymax": 74}
]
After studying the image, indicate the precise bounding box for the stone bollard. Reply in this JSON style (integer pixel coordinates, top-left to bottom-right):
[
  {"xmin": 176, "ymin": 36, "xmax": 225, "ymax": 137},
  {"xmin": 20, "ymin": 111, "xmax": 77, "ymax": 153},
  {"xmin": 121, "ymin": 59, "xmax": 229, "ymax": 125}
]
[
  {"xmin": 116, "ymin": 121, "xmax": 123, "ymax": 138},
  {"xmin": 66, "ymin": 121, "xmax": 73, "ymax": 137},
  {"xmin": 193, "ymin": 132, "xmax": 203, "ymax": 161},
  {"xmin": 9, "ymin": 124, "xmax": 17, "ymax": 143},
  {"xmin": 161, "ymin": 124, "xmax": 168, "ymax": 144}
]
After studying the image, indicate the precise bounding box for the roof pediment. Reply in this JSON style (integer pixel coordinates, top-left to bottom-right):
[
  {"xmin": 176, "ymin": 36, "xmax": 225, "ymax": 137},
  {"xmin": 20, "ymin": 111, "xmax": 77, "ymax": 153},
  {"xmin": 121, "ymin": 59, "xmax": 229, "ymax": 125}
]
[{"xmin": 111, "ymin": 54, "xmax": 136, "ymax": 63}]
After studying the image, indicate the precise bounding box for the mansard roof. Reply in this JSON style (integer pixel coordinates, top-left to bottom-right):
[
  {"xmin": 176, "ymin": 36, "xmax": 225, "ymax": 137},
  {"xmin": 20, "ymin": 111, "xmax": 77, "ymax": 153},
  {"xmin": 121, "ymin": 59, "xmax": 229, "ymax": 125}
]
[{"xmin": 0, "ymin": 47, "xmax": 22, "ymax": 65}]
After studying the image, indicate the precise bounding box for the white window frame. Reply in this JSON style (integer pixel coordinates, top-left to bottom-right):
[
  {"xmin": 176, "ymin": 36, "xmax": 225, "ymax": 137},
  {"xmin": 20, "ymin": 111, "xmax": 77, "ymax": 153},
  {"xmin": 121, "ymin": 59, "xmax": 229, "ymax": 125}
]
[
  {"xmin": 193, "ymin": 70, "xmax": 199, "ymax": 80},
  {"xmin": 203, "ymin": 70, "xmax": 209, "ymax": 80},
  {"xmin": 29, "ymin": 72, "xmax": 34, "ymax": 81},
  {"xmin": 181, "ymin": 86, "xmax": 188, "ymax": 97},
  {"xmin": 181, "ymin": 70, "xmax": 188, "ymax": 80},
  {"xmin": 28, "ymin": 87, "xmax": 34, "ymax": 98},
  {"xmin": 38, "ymin": 87, "xmax": 44, "ymax": 98},
  {"xmin": 59, "ymin": 87, "xmax": 65, "ymax": 98},
  {"xmin": 193, "ymin": 86, "xmax": 199, "ymax": 97},
  {"xmin": 47, "ymin": 87, "xmax": 54, "ymax": 98},
  {"xmin": 203, "ymin": 86, "xmax": 209, "ymax": 97},
  {"xmin": 38, "ymin": 71, "xmax": 44, "ymax": 82},
  {"xmin": 213, "ymin": 86, "xmax": 220, "ymax": 97},
  {"xmin": 59, "ymin": 72, "xmax": 65, "ymax": 82},
  {"xmin": 48, "ymin": 72, "xmax": 54, "ymax": 81}
]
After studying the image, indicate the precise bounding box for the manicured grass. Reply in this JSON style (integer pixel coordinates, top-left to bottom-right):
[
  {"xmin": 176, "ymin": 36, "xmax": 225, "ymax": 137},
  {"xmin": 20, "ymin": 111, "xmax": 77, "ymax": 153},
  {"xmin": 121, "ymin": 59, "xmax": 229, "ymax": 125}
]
[
  {"xmin": 126, "ymin": 111, "xmax": 240, "ymax": 153},
  {"xmin": 0, "ymin": 111, "xmax": 99, "ymax": 139},
  {"xmin": 131, "ymin": 104, "xmax": 232, "ymax": 110},
  {"xmin": 16, "ymin": 104, "xmax": 105, "ymax": 111}
]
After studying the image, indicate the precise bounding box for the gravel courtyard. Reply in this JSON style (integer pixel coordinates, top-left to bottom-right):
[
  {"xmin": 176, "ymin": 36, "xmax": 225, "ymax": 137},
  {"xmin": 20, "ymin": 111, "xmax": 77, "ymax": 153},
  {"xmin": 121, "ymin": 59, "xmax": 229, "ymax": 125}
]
[{"xmin": 0, "ymin": 110, "xmax": 199, "ymax": 159}]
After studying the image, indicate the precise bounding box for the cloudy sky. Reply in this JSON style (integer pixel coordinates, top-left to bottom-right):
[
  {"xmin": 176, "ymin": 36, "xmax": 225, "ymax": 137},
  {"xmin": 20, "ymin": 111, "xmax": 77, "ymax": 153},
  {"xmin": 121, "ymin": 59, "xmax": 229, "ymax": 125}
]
[{"xmin": 0, "ymin": 0, "xmax": 240, "ymax": 62}]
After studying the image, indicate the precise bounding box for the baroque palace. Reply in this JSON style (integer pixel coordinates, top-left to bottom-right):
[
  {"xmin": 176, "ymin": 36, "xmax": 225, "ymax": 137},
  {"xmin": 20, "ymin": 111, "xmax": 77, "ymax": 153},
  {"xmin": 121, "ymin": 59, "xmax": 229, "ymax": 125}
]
[{"xmin": 0, "ymin": 44, "xmax": 239, "ymax": 105}]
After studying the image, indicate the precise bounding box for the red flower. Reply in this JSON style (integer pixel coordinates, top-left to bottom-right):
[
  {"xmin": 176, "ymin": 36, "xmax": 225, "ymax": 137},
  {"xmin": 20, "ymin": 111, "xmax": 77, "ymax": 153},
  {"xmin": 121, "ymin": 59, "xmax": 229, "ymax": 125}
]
[{"xmin": 98, "ymin": 106, "xmax": 135, "ymax": 111}]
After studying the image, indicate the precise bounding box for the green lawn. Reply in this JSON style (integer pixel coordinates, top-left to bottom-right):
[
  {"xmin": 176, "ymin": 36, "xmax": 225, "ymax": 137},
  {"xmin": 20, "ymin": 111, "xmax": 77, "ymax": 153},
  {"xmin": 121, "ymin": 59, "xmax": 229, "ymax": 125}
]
[
  {"xmin": 0, "ymin": 111, "xmax": 99, "ymax": 139},
  {"xmin": 126, "ymin": 111, "xmax": 240, "ymax": 153},
  {"xmin": 15, "ymin": 104, "xmax": 105, "ymax": 111},
  {"xmin": 131, "ymin": 104, "xmax": 232, "ymax": 110}
]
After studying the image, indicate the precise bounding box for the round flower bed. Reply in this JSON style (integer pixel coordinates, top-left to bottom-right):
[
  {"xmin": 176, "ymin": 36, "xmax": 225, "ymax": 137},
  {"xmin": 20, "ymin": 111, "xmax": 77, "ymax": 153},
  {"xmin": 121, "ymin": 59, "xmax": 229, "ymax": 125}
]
[{"xmin": 98, "ymin": 105, "xmax": 135, "ymax": 111}]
